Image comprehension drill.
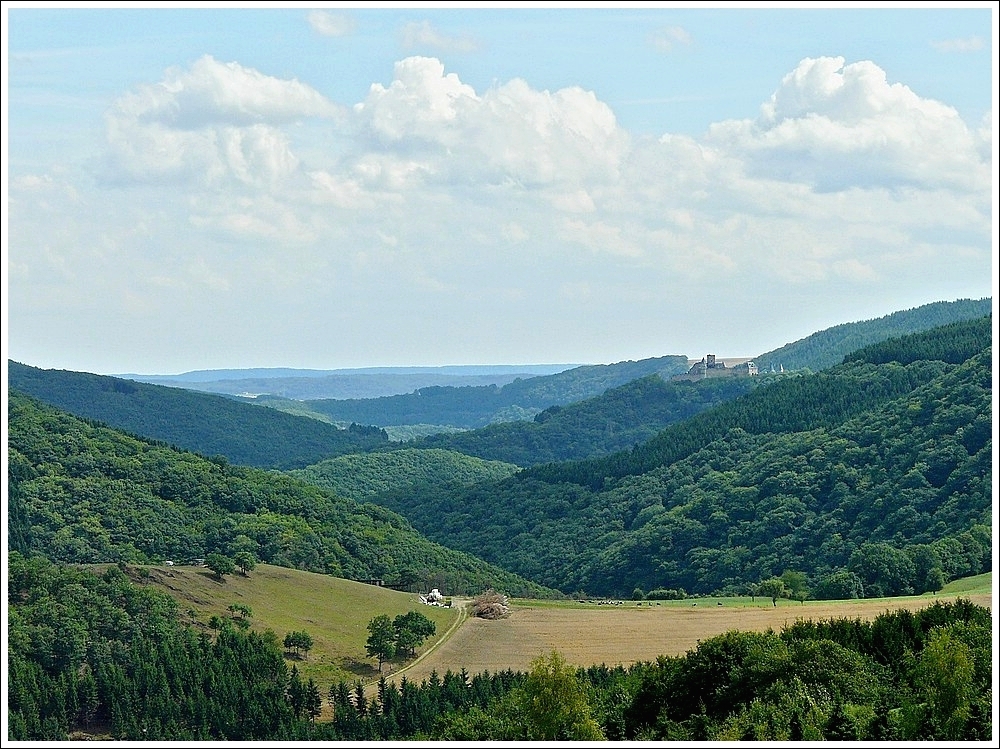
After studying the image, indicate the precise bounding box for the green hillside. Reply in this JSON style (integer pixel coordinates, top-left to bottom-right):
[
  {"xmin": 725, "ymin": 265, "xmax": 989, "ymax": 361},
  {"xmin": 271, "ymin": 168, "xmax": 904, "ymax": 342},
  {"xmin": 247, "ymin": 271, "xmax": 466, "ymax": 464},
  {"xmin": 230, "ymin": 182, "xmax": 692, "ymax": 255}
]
[
  {"xmin": 301, "ymin": 355, "xmax": 691, "ymax": 429},
  {"xmin": 367, "ymin": 317, "xmax": 992, "ymax": 597},
  {"xmin": 754, "ymin": 297, "xmax": 991, "ymax": 372},
  {"xmin": 118, "ymin": 562, "xmax": 461, "ymax": 686},
  {"xmin": 408, "ymin": 374, "xmax": 763, "ymax": 466},
  {"xmin": 287, "ymin": 448, "xmax": 520, "ymax": 501},
  {"xmin": 7, "ymin": 390, "xmax": 552, "ymax": 598},
  {"xmin": 8, "ymin": 361, "xmax": 388, "ymax": 469}
]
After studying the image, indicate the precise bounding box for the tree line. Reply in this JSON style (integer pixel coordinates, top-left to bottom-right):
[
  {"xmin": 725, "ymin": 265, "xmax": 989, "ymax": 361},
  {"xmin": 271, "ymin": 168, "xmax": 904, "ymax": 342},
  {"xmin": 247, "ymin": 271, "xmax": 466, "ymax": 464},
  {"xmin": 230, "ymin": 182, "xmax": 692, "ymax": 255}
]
[{"xmin": 9, "ymin": 552, "xmax": 990, "ymax": 740}]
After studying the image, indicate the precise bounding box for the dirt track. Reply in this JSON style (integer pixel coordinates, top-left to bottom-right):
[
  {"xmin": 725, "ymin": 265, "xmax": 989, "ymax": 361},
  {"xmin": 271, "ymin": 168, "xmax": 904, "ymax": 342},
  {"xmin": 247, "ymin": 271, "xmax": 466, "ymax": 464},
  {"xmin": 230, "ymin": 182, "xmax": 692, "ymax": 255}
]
[{"xmin": 393, "ymin": 593, "xmax": 992, "ymax": 686}]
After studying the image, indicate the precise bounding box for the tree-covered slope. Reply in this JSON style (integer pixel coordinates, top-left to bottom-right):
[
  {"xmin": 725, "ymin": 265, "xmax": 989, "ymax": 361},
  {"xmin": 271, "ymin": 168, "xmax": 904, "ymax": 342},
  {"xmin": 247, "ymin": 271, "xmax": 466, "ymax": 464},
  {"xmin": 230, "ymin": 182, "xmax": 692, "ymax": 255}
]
[
  {"xmin": 286, "ymin": 448, "xmax": 520, "ymax": 502},
  {"xmin": 6, "ymin": 390, "xmax": 552, "ymax": 598},
  {"xmin": 301, "ymin": 355, "xmax": 691, "ymax": 429},
  {"xmin": 407, "ymin": 374, "xmax": 763, "ymax": 467},
  {"xmin": 754, "ymin": 297, "xmax": 991, "ymax": 373},
  {"xmin": 8, "ymin": 361, "xmax": 388, "ymax": 469},
  {"xmin": 367, "ymin": 317, "xmax": 992, "ymax": 597}
]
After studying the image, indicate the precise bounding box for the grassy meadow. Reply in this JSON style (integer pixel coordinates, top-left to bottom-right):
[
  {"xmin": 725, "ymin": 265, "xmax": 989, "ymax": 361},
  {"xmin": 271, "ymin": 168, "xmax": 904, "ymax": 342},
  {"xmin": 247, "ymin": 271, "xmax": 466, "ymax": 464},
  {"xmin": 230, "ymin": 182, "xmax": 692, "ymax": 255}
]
[
  {"xmin": 134, "ymin": 560, "xmax": 992, "ymax": 702},
  {"xmin": 136, "ymin": 563, "xmax": 460, "ymax": 689}
]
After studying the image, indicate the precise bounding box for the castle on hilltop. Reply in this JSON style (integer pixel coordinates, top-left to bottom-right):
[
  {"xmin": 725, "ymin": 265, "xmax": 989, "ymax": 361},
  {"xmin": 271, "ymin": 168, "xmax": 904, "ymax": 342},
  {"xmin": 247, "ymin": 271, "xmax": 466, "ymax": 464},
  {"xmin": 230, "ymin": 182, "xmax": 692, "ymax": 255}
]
[{"xmin": 672, "ymin": 354, "xmax": 758, "ymax": 382}]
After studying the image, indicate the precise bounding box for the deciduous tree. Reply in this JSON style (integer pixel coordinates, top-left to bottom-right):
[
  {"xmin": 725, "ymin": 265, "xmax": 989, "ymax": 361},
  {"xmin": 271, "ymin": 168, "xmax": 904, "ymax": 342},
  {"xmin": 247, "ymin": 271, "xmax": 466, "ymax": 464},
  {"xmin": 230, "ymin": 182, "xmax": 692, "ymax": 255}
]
[{"xmin": 366, "ymin": 615, "xmax": 397, "ymax": 672}]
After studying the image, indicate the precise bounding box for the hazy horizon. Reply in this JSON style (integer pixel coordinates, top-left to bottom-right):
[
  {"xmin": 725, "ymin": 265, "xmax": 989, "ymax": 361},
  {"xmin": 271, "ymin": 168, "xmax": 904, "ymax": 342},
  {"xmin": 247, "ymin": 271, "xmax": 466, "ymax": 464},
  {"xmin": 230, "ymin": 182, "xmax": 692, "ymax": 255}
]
[{"xmin": 5, "ymin": 5, "xmax": 996, "ymax": 374}]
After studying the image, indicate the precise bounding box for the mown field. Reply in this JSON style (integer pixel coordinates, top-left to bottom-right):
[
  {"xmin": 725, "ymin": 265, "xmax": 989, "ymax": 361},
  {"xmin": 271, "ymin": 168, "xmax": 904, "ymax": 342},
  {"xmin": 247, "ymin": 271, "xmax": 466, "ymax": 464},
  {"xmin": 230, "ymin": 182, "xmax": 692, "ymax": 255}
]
[
  {"xmin": 136, "ymin": 563, "xmax": 460, "ymax": 690},
  {"xmin": 137, "ymin": 561, "xmax": 992, "ymax": 706},
  {"xmin": 395, "ymin": 582, "xmax": 993, "ymax": 689}
]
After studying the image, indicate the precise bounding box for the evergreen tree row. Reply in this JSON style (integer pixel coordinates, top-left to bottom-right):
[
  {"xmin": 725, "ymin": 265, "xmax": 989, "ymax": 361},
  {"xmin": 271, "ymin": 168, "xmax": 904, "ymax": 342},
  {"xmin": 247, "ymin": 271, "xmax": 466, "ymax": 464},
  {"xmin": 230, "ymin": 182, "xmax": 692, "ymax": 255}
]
[{"xmin": 9, "ymin": 553, "xmax": 990, "ymax": 741}]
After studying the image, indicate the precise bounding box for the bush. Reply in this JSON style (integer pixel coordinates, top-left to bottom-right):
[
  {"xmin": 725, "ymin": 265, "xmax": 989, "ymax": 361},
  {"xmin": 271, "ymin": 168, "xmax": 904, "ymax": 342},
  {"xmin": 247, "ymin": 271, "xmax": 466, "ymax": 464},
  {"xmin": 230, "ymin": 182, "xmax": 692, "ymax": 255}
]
[{"xmin": 647, "ymin": 588, "xmax": 687, "ymax": 600}]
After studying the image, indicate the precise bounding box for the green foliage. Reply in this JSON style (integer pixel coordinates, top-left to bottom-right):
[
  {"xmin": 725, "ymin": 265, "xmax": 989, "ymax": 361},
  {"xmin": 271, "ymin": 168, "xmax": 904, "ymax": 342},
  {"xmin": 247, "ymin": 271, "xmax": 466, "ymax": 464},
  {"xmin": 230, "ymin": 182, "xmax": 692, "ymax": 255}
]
[
  {"xmin": 228, "ymin": 603, "xmax": 253, "ymax": 620},
  {"xmin": 283, "ymin": 630, "xmax": 314, "ymax": 659},
  {"xmin": 516, "ymin": 651, "xmax": 604, "ymax": 740},
  {"xmin": 779, "ymin": 570, "xmax": 809, "ymax": 603},
  {"xmin": 844, "ymin": 314, "xmax": 993, "ymax": 367},
  {"xmin": 7, "ymin": 389, "xmax": 555, "ymax": 597},
  {"xmin": 411, "ymin": 374, "xmax": 760, "ymax": 466},
  {"xmin": 812, "ymin": 570, "xmax": 865, "ymax": 600},
  {"xmin": 754, "ymin": 298, "xmax": 990, "ymax": 372},
  {"xmin": 757, "ymin": 577, "xmax": 790, "ymax": 606},
  {"xmin": 7, "ymin": 552, "xmax": 295, "ymax": 740},
  {"xmin": 205, "ymin": 553, "xmax": 236, "ymax": 579},
  {"xmin": 392, "ymin": 611, "xmax": 436, "ymax": 657},
  {"xmin": 234, "ymin": 550, "xmax": 257, "ymax": 576},
  {"xmin": 8, "ymin": 361, "xmax": 389, "ymax": 469},
  {"xmin": 361, "ymin": 317, "xmax": 992, "ymax": 596},
  {"xmin": 909, "ymin": 625, "xmax": 976, "ymax": 739},
  {"xmin": 12, "ymin": 553, "xmax": 988, "ymax": 743},
  {"xmin": 365, "ymin": 615, "xmax": 397, "ymax": 672},
  {"xmin": 624, "ymin": 600, "xmax": 990, "ymax": 741},
  {"xmin": 287, "ymin": 448, "xmax": 519, "ymax": 500}
]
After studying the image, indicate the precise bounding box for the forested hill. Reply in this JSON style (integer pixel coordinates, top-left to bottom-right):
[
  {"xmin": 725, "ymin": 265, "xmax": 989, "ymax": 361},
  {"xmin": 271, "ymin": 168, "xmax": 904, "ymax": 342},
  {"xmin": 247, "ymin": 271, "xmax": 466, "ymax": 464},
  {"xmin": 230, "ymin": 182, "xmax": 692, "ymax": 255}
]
[
  {"xmin": 404, "ymin": 374, "xmax": 762, "ymax": 467},
  {"xmin": 7, "ymin": 361, "xmax": 388, "ymax": 469},
  {"xmin": 300, "ymin": 355, "xmax": 691, "ymax": 429},
  {"xmin": 527, "ymin": 314, "xmax": 993, "ymax": 490},
  {"xmin": 7, "ymin": 390, "xmax": 551, "ymax": 598},
  {"xmin": 367, "ymin": 316, "xmax": 992, "ymax": 598},
  {"xmin": 753, "ymin": 297, "xmax": 990, "ymax": 373}
]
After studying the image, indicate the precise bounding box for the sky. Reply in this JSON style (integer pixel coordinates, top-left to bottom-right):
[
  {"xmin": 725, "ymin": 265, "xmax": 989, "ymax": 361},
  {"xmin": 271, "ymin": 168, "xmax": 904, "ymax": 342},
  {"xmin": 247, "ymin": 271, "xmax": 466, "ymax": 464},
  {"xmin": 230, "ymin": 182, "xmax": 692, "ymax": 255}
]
[{"xmin": 3, "ymin": 2, "xmax": 997, "ymax": 375}]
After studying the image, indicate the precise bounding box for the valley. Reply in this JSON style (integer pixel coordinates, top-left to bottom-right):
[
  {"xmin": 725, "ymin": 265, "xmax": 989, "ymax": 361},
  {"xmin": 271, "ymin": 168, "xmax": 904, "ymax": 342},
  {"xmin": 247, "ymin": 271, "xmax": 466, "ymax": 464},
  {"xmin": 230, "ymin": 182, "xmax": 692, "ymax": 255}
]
[{"xmin": 7, "ymin": 297, "xmax": 994, "ymax": 741}]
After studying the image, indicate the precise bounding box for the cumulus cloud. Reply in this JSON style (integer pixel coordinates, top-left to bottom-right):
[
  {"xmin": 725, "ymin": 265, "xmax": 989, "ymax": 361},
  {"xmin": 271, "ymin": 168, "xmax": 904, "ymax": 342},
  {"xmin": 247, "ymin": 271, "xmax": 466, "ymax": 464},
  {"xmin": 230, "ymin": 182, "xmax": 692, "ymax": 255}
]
[
  {"xmin": 354, "ymin": 56, "xmax": 627, "ymax": 188},
  {"xmin": 308, "ymin": 10, "xmax": 355, "ymax": 37},
  {"xmin": 400, "ymin": 21, "xmax": 478, "ymax": 53},
  {"xmin": 27, "ymin": 52, "xmax": 983, "ymax": 362},
  {"xmin": 931, "ymin": 36, "xmax": 984, "ymax": 53},
  {"xmin": 650, "ymin": 25, "xmax": 692, "ymax": 53},
  {"xmin": 705, "ymin": 56, "xmax": 990, "ymax": 193},
  {"xmin": 9, "ymin": 45, "xmax": 992, "ymax": 373},
  {"xmin": 102, "ymin": 55, "xmax": 341, "ymax": 186}
]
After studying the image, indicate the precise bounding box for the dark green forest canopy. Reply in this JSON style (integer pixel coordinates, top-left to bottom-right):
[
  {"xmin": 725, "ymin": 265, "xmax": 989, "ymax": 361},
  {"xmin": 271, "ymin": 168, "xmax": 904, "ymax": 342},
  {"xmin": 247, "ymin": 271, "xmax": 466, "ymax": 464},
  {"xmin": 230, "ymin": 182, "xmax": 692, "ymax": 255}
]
[
  {"xmin": 753, "ymin": 297, "xmax": 991, "ymax": 372},
  {"xmin": 7, "ymin": 361, "xmax": 388, "ymax": 469},
  {"xmin": 286, "ymin": 448, "xmax": 520, "ymax": 502},
  {"xmin": 405, "ymin": 374, "xmax": 761, "ymax": 467},
  {"xmin": 6, "ymin": 390, "xmax": 553, "ymax": 598},
  {"xmin": 365, "ymin": 317, "xmax": 992, "ymax": 597}
]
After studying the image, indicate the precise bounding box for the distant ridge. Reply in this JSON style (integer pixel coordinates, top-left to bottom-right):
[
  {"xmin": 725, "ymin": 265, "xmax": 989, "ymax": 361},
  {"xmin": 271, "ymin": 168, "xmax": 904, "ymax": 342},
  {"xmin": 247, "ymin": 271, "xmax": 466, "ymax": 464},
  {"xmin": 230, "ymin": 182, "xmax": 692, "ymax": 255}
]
[
  {"xmin": 118, "ymin": 364, "xmax": 579, "ymax": 382},
  {"xmin": 7, "ymin": 361, "xmax": 389, "ymax": 469},
  {"xmin": 754, "ymin": 297, "xmax": 991, "ymax": 372},
  {"xmin": 116, "ymin": 364, "xmax": 582, "ymax": 400}
]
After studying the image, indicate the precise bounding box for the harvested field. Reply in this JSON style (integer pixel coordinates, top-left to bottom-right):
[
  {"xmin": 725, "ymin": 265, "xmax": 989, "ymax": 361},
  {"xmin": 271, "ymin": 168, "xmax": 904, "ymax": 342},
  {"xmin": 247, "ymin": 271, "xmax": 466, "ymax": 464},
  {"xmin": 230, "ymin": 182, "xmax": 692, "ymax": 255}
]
[{"xmin": 393, "ymin": 593, "xmax": 992, "ymax": 687}]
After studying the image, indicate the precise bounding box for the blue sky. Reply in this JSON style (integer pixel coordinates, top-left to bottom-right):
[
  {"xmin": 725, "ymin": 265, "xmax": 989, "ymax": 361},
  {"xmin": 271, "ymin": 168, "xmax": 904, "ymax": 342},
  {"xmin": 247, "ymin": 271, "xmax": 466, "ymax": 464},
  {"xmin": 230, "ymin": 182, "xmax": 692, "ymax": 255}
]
[{"xmin": 3, "ymin": 3, "xmax": 997, "ymax": 374}]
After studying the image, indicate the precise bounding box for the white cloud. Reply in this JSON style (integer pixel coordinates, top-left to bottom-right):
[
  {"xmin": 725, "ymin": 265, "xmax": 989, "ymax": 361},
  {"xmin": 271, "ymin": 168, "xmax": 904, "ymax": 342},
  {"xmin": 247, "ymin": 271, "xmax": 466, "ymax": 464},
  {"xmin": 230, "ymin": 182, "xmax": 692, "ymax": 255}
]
[
  {"xmin": 650, "ymin": 26, "xmax": 692, "ymax": 53},
  {"xmin": 308, "ymin": 10, "xmax": 355, "ymax": 37},
  {"xmin": 354, "ymin": 57, "xmax": 628, "ymax": 188},
  {"xmin": 931, "ymin": 36, "xmax": 984, "ymax": 53},
  {"xmin": 705, "ymin": 56, "xmax": 990, "ymax": 193},
  {"xmin": 400, "ymin": 21, "xmax": 478, "ymax": 53},
  {"xmin": 8, "ymin": 53, "xmax": 991, "ymax": 372},
  {"xmin": 102, "ymin": 55, "xmax": 340, "ymax": 185}
]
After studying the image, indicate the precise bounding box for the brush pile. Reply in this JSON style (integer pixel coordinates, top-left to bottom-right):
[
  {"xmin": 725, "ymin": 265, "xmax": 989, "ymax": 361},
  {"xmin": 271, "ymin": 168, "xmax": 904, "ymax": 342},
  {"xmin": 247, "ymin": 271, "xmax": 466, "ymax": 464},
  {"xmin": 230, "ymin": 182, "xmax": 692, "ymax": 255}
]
[{"xmin": 470, "ymin": 589, "xmax": 510, "ymax": 619}]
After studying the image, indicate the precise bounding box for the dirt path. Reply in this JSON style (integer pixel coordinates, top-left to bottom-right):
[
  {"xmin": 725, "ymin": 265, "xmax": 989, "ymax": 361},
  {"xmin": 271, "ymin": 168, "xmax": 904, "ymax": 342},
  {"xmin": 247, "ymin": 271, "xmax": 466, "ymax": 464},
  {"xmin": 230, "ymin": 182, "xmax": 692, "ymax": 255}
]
[{"xmin": 394, "ymin": 593, "xmax": 993, "ymax": 686}]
